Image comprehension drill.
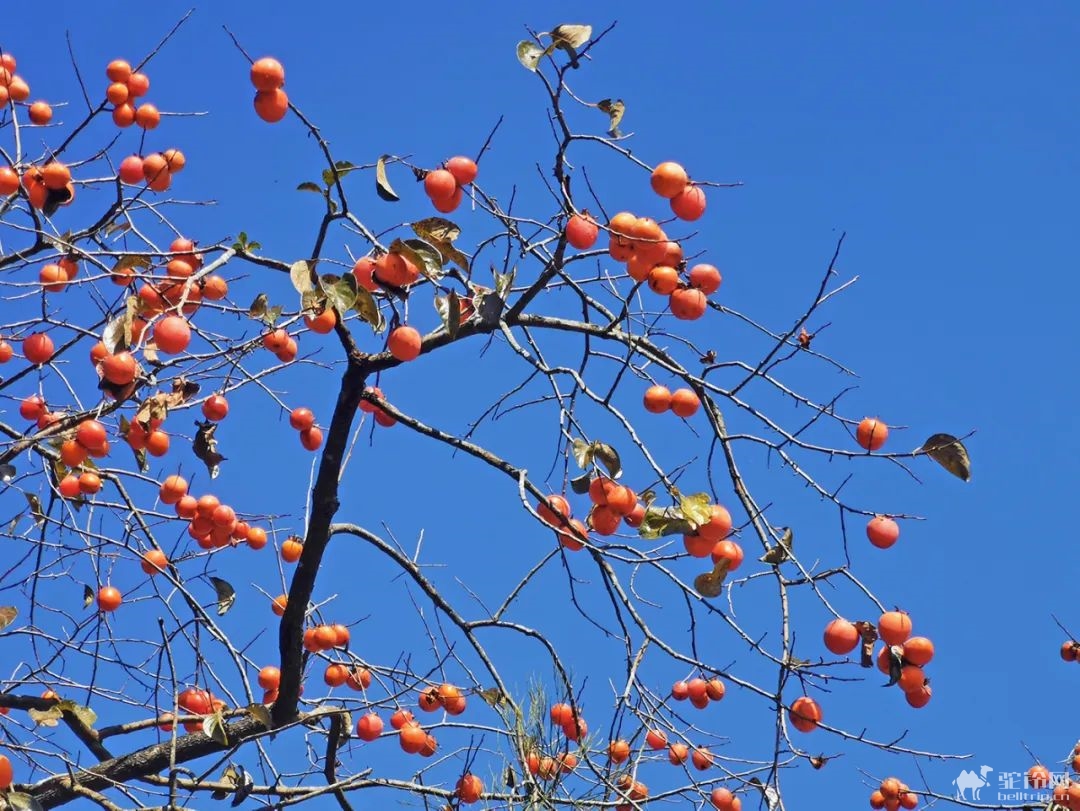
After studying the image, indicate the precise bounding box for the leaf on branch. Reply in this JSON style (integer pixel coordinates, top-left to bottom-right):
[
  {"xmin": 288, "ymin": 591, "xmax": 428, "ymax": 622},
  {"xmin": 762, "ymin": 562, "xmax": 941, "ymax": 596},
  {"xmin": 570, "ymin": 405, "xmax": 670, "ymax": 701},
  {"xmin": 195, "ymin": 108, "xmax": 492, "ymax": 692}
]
[
  {"xmin": 103, "ymin": 298, "xmax": 139, "ymax": 354},
  {"xmin": 434, "ymin": 292, "xmax": 463, "ymax": 338},
  {"xmin": 82, "ymin": 583, "xmax": 94, "ymax": 609},
  {"xmin": 209, "ymin": 576, "xmax": 236, "ymax": 616},
  {"xmin": 391, "ymin": 238, "xmax": 445, "ymax": 283},
  {"xmin": 516, "ymin": 40, "xmax": 548, "ymax": 71},
  {"xmin": 412, "ymin": 217, "xmax": 470, "ymax": 271},
  {"xmin": 760, "ymin": 527, "xmax": 794, "ymax": 564},
  {"xmin": 194, "ymin": 422, "xmax": 226, "ymax": 479},
  {"xmin": 883, "ymin": 645, "xmax": 904, "ymax": 687},
  {"xmin": 6, "ymin": 792, "xmax": 46, "ymax": 811},
  {"xmin": 567, "ymin": 472, "xmax": 590, "ymax": 495},
  {"xmin": 247, "ymin": 293, "xmax": 283, "ymax": 327},
  {"xmin": 694, "ymin": 558, "xmax": 732, "ymax": 598},
  {"xmin": 28, "ymin": 705, "xmax": 62, "ymax": 727},
  {"xmin": 25, "ymin": 493, "xmax": 44, "ymax": 525},
  {"xmin": 0, "ymin": 463, "xmax": 15, "ymax": 483},
  {"xmin": 679, "ymin": 492, "xmax": 713, "ymax": 528},
  {"xmin": 597, "ymin": 98, "xmax": 626, "ymax": 137},
  {"xmin": 637, "ymin": 506, "xmax": 696, "ymax": 540},
  {"xmin": 322, "ymin": 160, "xmax": 359, "ymax": 187},
  {"xmin": 320, "ymin": 271, "xmax": 358, "ymax": 314},
  {"xmin": 203, "ymin": 709, "xmax": 229, "ymax": 745},
  {"xmin": 375, "ymin": 155, "xmax": 400, "ymax": 202},
  {"xmin": 549, "ymin": 24, "xmax": 591, "ymax": 67},
  {"xmin": 246, "ymin": 702, "xmax": 272, "ymax": 729},
  {"xmin": 56, "ymin": 699, "xmax": 97, "ymax": 728},
  {"xmin": 289, "ymin": 260, "xmax": 315, "ymax": 294},
  {"xmin": 809, "ymin": 754, "xmax": 829, "ymax": 769},
  {"xmin": 112, "ymin": 254, "xmax": 152, "ymax": 277},
  {"xmin": 571, "ymin": 439, "xmax": 593, "ymax": 469},
  {"xmin": 918, "ymin": 433, "xmax": 972, "ymax": 482},
  {"xmin": 591, "ymin": 442, "xmax": 622, "ymax": 479},
  {"xmin": 0, "ymin": 606, "xmax": 16, "ymax": 631},
  {"xmin": 232, "ymin": 765, "xmax": 255, "ymax": 806},
  {"xmin": 479, "ymin": 687, "xmax": 507, "ymax": 707},
  {"xmin": 855, "ymin": 621, "xmax": 878, "ymax": 668},
  {"xmin": 353, "ymin": 286, "xmax": 385, "ymax": 333},
  {"xmin": 297, "ymin": 181, "xmax": 322, "ymax": 194},
  {"xmin": 232, "ymin": 231, "xmax": 262, "ymax": 253},
  {"xmin": 212, "ymin": 764, "xmax": 239, "ymax": 800}
]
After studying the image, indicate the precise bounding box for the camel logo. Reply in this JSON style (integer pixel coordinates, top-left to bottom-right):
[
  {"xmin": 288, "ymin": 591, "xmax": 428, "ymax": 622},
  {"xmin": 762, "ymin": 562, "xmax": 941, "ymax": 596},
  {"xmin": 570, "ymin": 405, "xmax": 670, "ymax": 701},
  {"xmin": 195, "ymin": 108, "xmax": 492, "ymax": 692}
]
[{"xmin": 953, "ymin": 766, "xmax": 993, "ymax": 800}]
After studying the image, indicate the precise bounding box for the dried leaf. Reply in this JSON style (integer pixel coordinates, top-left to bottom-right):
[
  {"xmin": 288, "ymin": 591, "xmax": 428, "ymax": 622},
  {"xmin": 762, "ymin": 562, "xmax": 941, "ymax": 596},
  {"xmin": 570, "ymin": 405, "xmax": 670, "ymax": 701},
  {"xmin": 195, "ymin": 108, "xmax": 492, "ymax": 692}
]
[
  {"xmin": 289, "ymin": 260, "xmax": 315, "ymax": 294},
  {"xmin": 353, "ymin": 286, "xmax": 384, "ymax": 333},
  {"xmin": 809, "ymin": 755, "xmax": 829, "ymax": 769},
  {"xmin": 884, "ymin": 645, "xmax": 904, "ymax": 687},
  {"xmin": 597, "ymin": 98, "xmax": 626, "ymax": 137},
  {"xmin": 56, "ymin": 699, "xmax": 97, "ymax": 728},
  {"xmin": 760, "ymin": 527, "xmax": 793, "ymax": 565},
  {"xmin": 28, "ymin": 706, "xmax": 62, "ymax": 727},
  {"xmin": 571, "ymin": 439, "xmax": 593, "ymax": 469},
  {"xmin": 694, "ymin": 558, "xmax": 732, "ymax": 598},
  {"xmin": 919, "ymin": 433, "xmax": 971, "ymax": 482},
  {"xmin": 6, "ymin": 792, "xmax": 46, "ymax": 811},
  {"xmin": 550, "ymin": 24, "xmax": 592, "ymax": 49},
  {"xmin": 569, "ymin": 472, "xmax": 592, "ymax": 495},
  {"xmin": 209, "ymin": 577, "xmax": 236, "ymax": 616},
  {"xmin": 412, "ymin": 217, "xmax": 470, "ymax": 272},
  {"xmin": 375, "ymin": 155, "xmax": 399, "ymax": 202},
  {"xmin": 479, "ymin": 687, "xmax": 506, "ymax": 707},
  {"xmin": 212, "ymin": 764, "xmax": 239, "ymax": 800},
  {"xmin": 855, "ymin": 620, "xmax": 878, "ymax": 668},
  {"xmin": 246, "ymin": 702, "xmax": 272, "ymax": 729},
  {"xmin": 232, "ymin": 765, "xmax": 255, "ymax": 806},
  {"xmin": 390, "ymin": 238, "xmax": 444, "ymax": 283},
  {"xmin": 297, "ymin": 181, "xmax": 322, "ymax": 194},
  {"xmin": 0, "ymin": 606, "xmax": 16, "ymax": 631},
  {"xmin": 203, "ymin": 709, "xmax": 229, "ymax": 745},
  {"xmin": 591, "ymin": 442, "xmax": 622, "ymax": 479},
  {"xmin": 82, "ymin": 584, "xmax": 94, "ymax": 608},
  {"xmin": 516, "ymin": 40, "xmax": 547, "ymax": 71},
  {"xmin": 24, "ymin": 493, "xmax": 43, "ymax": 525},
  {"xmin": 0, "ymin": 463, "xmax": 15, "ymax": 483},
  {"xmin": 193, "ymin": 422, "xmax": 226, "ymax": 479}
]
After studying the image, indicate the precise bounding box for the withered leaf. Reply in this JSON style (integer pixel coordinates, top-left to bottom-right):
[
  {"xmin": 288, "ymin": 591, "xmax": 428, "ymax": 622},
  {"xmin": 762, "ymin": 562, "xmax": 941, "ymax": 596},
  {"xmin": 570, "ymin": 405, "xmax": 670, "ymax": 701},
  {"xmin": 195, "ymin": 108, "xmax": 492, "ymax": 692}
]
[
  {"xmin": 412, "ymin": 217, "xmax": 469, "ymax": 272},
  {"xmin": 809, "ymin": 755, "xmax": 829, "ymax": 769},
  {"xmin": 28, "ymin": 705, "xmax": 62, "ymax": 727},
  {"xmin": 56, "ymin": 699, "xmax": 97, "ymax": 728},
  {"xmin": 82, "ymin": 583, "xmax": 94, "ymax": 609},
  {"xmin": 289, "ymin": 260, "xmax": 315, "ymax": 294},
  {"xmin": 194, "ymin": 422, "xmax": 226, "ymax": 479},
  {"xmin": 760, "ymin": 527, "xmax": 794, "ymax": 565},
  {"xmin": 679, "ymin": 492, "xmax": 713, "ymax": 528},
  {"xmin": 375, "ymin": 155, "xmax": 399, "ymax": 202},
  {"xmin": 353, "ymin": 286, "xmax": 384, "ymax": 333},
  {"xmin": 232, "ymin": 765, "xmax": 255, "ymax": 806},
  {"xmin": 591, "ymin": 442, "xmax": 622, "ymax": 479},
  {"xmin": 212, "ymin": 763, "xmax": 239, "ymax": 800},
  {"xmin": 0, "ymin": 606, "xmax": 17, "ymax": 631},
  {"xmin": 25, "ymin": 493, "xmax": 44, "ymax": 525},
  {"xmin": 246, "ymin": 702, "xmax": 272, "ymax": 729},
  {"xmin": 919, "ymin": 433, "xmax": 972, "ymax": 482},
  {"xmin": 516, "ymin": 40, "xmax": 548, "ymax": 71},
  {"xmin": 694, "ymin": 558, "xmax": 732, "ymax": 598},
  {"xmin": 855, "ymin": 620, "xmax": 878, "ymax": 668},
  {"xmin": 597, "ymin": 98, "xmax": 626, "ymax": 137},
  {"xmin": 6, "ymin": 792, "xmax": 46, "ymax": 811},
  {"xmin": 571, "ymin": 438, "xmax": 593, "ymax": 469},
  {"xmin": 209, "ymin": 577, "xmax": 236, "ymax": 616},
  {"xmin": 569, "ymin": 472, "xmax": 592, "ymax": 495},
  {"xmin": 550, "ymin": 24, "xmax": 592, "ymax": 49},
  {"xmin": 203, "ymin": 709, "xmax": 229, "ymax": 745},
  {"xmin": 883, "ymin": 645, "xmax": 905, "ymax": 686},
  {"xmin": 478, "ymin": 687, "xmax": 506, "ymax": 707}
]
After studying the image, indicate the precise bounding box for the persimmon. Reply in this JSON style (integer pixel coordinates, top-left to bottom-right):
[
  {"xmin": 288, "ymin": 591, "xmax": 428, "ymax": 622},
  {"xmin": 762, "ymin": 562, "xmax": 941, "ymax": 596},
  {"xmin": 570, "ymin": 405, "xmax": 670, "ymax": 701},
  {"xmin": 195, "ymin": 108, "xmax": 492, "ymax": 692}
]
[
  {"xmin": 107, "ymin": 81, "xmax": 129, "ymax": 105},
  {"xmin": 76, "ymin": 419, "xmax": 108, "ymax": 452},
  {"xmin": 41, "ymin": 161, "xmax": 70, "ymax": 190},
  {"xmin": 456, "ymin": 773, "xmax": 483, "ymax": 804},
  {"xmin": 608, "ymin": 235, "xmax": 634, "ymax": 262},
  {"xmin": 537, "ymin": 494, "xmax": 571, "ymax": 526},
  {"xmin": 647, "ymin": 265, "xmax": 679, "ymax": 295},
  {"xmin": 558, "ymin": 518, "xmax": 589, "ymax": 551},
  {"xmin": 446, "ymin": 155, "xmax": 478, "ymax": 185},
  {"xmin": 58, "ymin": 256, "xmax": 78, "ymax": 280},
  {"xmin": 643, "ymin": 384, "xmax": 672, "ymax": 413},
  {"xmin": 905, "ymin": 684, "xmax": 932, "ymax": 708},
  {"xmin": 153, "ymin": 315, "xmax": 191, "ymax": 354},
  {"xmin": 288, "ymin": 407, "xmax": 315, "ymax": 432},
  {"xmin": 97, "ymin": 585, "xmax": 123, "ymax": 612},
  {"xmin": 651, "ymin": 161, "xmax": 689, "ymax": 198},
  {"xmin": 566, "ymin": 212, "xmax": 599, "ymax": 249},
  {"xmin": 351, "ymin": 257, "xmax": 379, "ymax": 291},
  {"xmin": 250, "ymin": 57, "xmax": 285, "ymax": 91},
  {"xmin": 141, "ymin": 549, "xmax": 168, "ymax": 575},
  {"xmin": 625, "ymin": 502, "xmax": 646, "ymax": 527},
  {"xmin": 823, "ymin": 618, "xmax": 859, "ymax": 655},
  {"xmin": 867, "ymin": 515, "xmax": 900, "ymax": 549},
  {"xmin": 1023, "ymin": 764, "xmax": 1049, "ymax": 790},
  {"xmin": 696, "ymin": 504, "xmax": 733, "ymax": 543},
  {"xmin": 254, "ymin": 88, "xmax": 289, "ymax": 123},
  {"xmin": 373, "ymin": 409, "xmax": 396, "ymax": 428},
  {"xmin": 58, "ymin": 475, "xmax": 82, "ymax": 499},
  {"xmin": 195, "ymin": 494, "xmax": 220, "ymax": 518},
  {"xmin": 161, "ymin": 148, "xmax": 186, "ymax": 173},
  {"xmin": 0, "ymin": 166, "xmax": 18, "ymax": 195},
  {"xmin": 609, "ymin": 739, "xmax": 630, "ymax": 763},
  {"xmin": 671, "ymin": 680, "xmax": 690, "ymax": 700},
  {"xmin": 710, "ymin": 539, "xmax": 743, "ymax": 570},
  {"xmin": 645, "ymin": 728, "xmax": 667, "ymax": 750},
  {"xmin": 668, "ymin": 742, "xmax": 689, "ymax": 764},
  {"xmin": 102, "ymin": 351, "xmax": 137, "ymax": 385},
  {"xmin": 856, "ymin": 417, "xmax": 888, "ymax": 451},
  {"xmin": 424, "ymin": 168, "xmax": 457, "ymax": 200},
  {"xmin": 432, "ymin": 185, "xmax": 463, "ymax": 212},
  {"xmin": 549, "ymin": 702, "xmax": 573, "ymax": 726},
  {"xmin": 626, "ymin": 252, "xmax": 656, "ymax": 282},
  {"xmin": 562, "ymin": 715, "xmax": 587, "ymax": 740},
  {"xmin": 134, "ymin": 103, "xmax": 159, "ymax": 129},
  {"xmin": 201, "ymin": 275, "xmax": 228, "ymax": 300},
  {"xmin": 178, "ymin": 687, "xmax": 213, "ymax": 715},
  {"xmin": 201, "ymin": 394, "xmax": 229, "ymax": 421},
  {"xmin": 112, "ymin": 103, "xmax": 136, "ymax": 127},
  {"xmin": 247, "ymin": 526, "xmax": 268, "ymax": 549},
  {"xmin": 106, "ymin": 59, "xmax": 132, "ymax": 82},
  {"xmin": 313, "ymin": 626, "xmax": 339, "ymax": 650},
  {"xmin": 789, "ymin": 696, "xmax": 822, "ymax": 732},
  {"xmin": 211, "ymin": 504, "xmax": 236, "ymax": 527},
  {"xmin": 399, "ymin": 722, "xmax": 426, "ymax": 754},
  {"xmin": 60, "ymin": 439, "xmax": 88, "ymax": 467},
  {"xmin": 671, "ymin": 184, "xmax": 707, "ymax": 220},
  {"xmin": 689, "ymin": 263, "xmax": 722, "ymax": 294},
  {"xmin": 896, "ymin": 665, "xmax": 926, "ymax": 693},
  {"xmin": 332, "ymin": 624, "xmax": 350, "ymax": 647},
  {"xmin": 1061, "ymin": 641, "xmax": 1078, "ymax": 662},
  {"xmin": 300, "ymin": 426, "xmax": 323, "ymax": 451},
  {"xmin": 686, "ymin": 677, "xmax": 708, "ymax": 703},
  {"xmin": 0, "ymin": 754, "xmax": 12, "ymax": 790},
  {"xmin": 271, "ymin": 594, "xmax": 288, "ymax": 616},
  {"xmin": 263, "ymin": 329, "xmax": 289, "ymax": 352},
  {"xmin": 145, "ymin": 430, "xmax": 170, "ymax": 457},
  {"xmin": 77, "ymin": 472, "xmax": 101, "ymax": 494},
  {"xmin": 23, "ymin": 332, "xmax": 54, "ymax": 364},
  {"xmin": 281, "ymin": 538, "xmax": 303, "ymax": 562},
  {"xmin": 356, "ymin": 712, "xmax": 383, "ymax": 741},
  {"xmin": 388, "ymin": 325, "xmax": 422, "ymax": 361},
  {"xmin": 346, "ymin": 667, "xmax": 372, "ymax": 690},
  {"xmin": 127, "ymin": 72, "xmax": 150, "ymax": 96},
  {"xmin": 418, "ymin": 687, "xmax": 442, "ymax": 712},
  {"xmin": 669, "ymin": 286, "xmax": 707, "ymax": 320},
  {"xmin": 901, "ymin": 637, "xmax": 936, "ymax": 668},
  {"xmin": 28, "ymin": 101, "xmax": 53, "ymax": 125},
  {"xmin": 878, "ymin": 610, "xmax": 912, "ymax": 646},
  {"xmin": 692, "ymin": 746, "xmax": 714, "ymax": 770},
  {"xmin": 373, "ymin": 252, "xmax": 420, "ymax": 287},
  {"xmin": 705, "ymin": 677, "xmax": 725, "ymax": 700},
  {"xmin": 19, "ymin": 394, "xmax": 46, "ymax": 422},
  {"xmin": 7, "ymin": 75, "xmax": 29, "ymax": 102},
  {"xmin": 683, "ymin": 533, "xmax": 714, "ymax": 558},
  {"xmin": 589, "ymin": 505, "xmax": 620, "ymax": 535},
  {"xmin": 710, "ymin": 787, "xmax": 740, "ymax": 810},
  {"xmin": 324, "ymin": 664, "xmax": 349, "ymax": 687},
  {"xmin": 39, "ymin": 263, "xmax": 68, "ymax": 293},
  {"xmin": 304, "ymin": 306, "xmax": 337, "ymax": 334},
  {"xmin": 670, "ymin": 388, "xmax": 700, "ymax": 417}
]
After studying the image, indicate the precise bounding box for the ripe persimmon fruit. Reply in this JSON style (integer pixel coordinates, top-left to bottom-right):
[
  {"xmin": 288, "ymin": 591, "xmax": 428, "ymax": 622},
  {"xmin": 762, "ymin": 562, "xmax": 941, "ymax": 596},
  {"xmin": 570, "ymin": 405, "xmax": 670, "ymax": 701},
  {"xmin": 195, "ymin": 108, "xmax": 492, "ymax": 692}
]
[
  {"xmin": 201, "ymin": 395, "xmax": 229, "ymax": 422},
  {"xmin": 141, "ymin": 549, "xmax": 168, "ymax": 575},
  {"xmin": 446, "ymin": 156, "xmax": 478, "ymax": 186},
  {"xmin": 647, "ymin": 265, "xmax": 680, "ymax": 295},
  {"xmin": 651, "ymin": 161, "xmax": 689, "ymax": 198},
  {"xmin": 866, "ymin": 515, "xmax": 900, "ymax": 549},
  {"xmin": 689, "ymin": 263, "xmax": 722, "ymax": 294},
  {"xmin": 823, "ymin": 618, "xmax": 859, "ymax": 655},
  {"xmin": 388, "ymin": 325, "xmax": 422, "ymax": 361},
  {"xmin": 856, "ymin": 417, "xmax": 888, "ymax": 451},
  {"xmin": 789, "ymin": 696, "xmax": 822, "ymax": 732},
  {"xmin": 671, "ymin": 184, "xmax": 707, "ymax": 221},
  {"xmin": 643, "ymin": 384, "xmax": 672, "ymax": 413},
  {"xmin": 97, "ymin": 585, "xmax": 123, "ymax": 612},
  {"xmin": 423, "ymin": 168, "xmax": 457, "ymax": 200},
  {"xmin": 670, "ymin": 388, "xmax": 700, "ymax": 418},
  {"xmin": 566, "ymin": 212, "xmax": 599, "ymax": 249},
  {"xmin": 250, "ymin": 57, "xmax": 285, "ymax": 91},
  {"xmin": 23, "ymin": 333, "xmax": 54, "ymax": 364},
  {"xmin": 254, "ymin": 88, "xmax": 289, "ymax": 123},
  {"xmin": 670, "ymin": 286, "xmax": 707, "ymax": 320},
  {"xmin": 878, "ymin": 610, "xmax": 912, "ymax": 646},
  {"xmin": 153, "ymin": 316, "xmax": 191, "ymax": 354}
]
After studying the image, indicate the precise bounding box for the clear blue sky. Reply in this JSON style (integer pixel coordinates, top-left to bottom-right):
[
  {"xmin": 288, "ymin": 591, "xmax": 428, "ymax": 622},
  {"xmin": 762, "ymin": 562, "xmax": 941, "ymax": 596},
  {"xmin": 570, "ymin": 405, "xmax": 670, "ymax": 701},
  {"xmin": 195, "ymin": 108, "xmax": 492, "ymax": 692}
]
[{"xmin": 12, "ymin": 1, "xmax": 1080, "ymax": 807}]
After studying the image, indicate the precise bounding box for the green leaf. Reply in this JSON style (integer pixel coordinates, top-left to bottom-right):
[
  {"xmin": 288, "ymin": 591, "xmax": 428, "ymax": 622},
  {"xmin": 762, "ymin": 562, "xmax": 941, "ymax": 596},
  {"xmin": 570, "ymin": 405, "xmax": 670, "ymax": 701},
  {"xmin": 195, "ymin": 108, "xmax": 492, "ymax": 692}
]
[
  {"xmin": 209, "ymin": 576, "xmax": 236, "ymax": 616},
  {"xmin": 296, "ymin": 181, "xmax": 322, "ymax": 194},
  {"xmin": 193, "ymin": 422, "xmax": 226, "ymax": 479},
  {"xmin": 494, "ymin": 269, "xmax": 516, "ymax": 299},
  {"xmin": 203, "ymin": 709, "xmax": 229, "ymax": 745},
  {"xmin": 28, "ymin": 705, "xmax": 62, "ymax": 727},
  {"xmin": 0, "ymin": 606, "xmax": 17, "ymax": 631},
  {"xmin": 597, "ymin": 98, "xmax": 626, "ymax": 138},
  {"xmin": 412, "ymin": 217, "xmax": 470, "ymax": 271},
  {"xmin": 391, "ymin": 238, "xmax": 444, "ymax": 283},
  {"xmin": 321, "ymin": 272, "xmax": 358, "ymax": 315},
  {"xmin": 56, "ymin": 699, "xmax": 97, "ymax": 728},
  {"xmin": 375, "ymin": 155, "xmax": 399, "ymax": 202},
  {"xmin": 637, "ymin": 506, "xmax": 697, "ymax": 540},
  {"xmin": 290, "ymin": 260, "xmax": 315, "ymax": 294},
  {"xmin": 516, "ymin": 40, "xmax": 547, "ymax": 71},
  {"xmin": 679, "ymin": 492, "xmax": 713, "ymax": 528},
  {"xmin": 231, "ymin": 231, "xmax": 261, "ymax": 252},
  {"xmin": 353, "ymin": 286, "xmax": 385, "ymax": 333}
]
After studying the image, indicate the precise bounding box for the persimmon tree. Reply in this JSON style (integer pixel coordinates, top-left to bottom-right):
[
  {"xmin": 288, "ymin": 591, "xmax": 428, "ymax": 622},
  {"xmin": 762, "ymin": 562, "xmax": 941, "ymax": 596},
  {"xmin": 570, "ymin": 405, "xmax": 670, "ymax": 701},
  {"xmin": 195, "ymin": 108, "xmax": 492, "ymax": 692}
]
[{"xmin": 0, "ymin": 17, "xmax": 999, "ymax": 811}]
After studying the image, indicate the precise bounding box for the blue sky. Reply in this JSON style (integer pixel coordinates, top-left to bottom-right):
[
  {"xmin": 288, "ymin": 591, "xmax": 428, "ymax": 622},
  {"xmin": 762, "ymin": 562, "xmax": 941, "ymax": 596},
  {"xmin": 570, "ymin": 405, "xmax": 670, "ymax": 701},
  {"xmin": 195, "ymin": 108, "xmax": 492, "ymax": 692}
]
[{"xmin": 8, "ymin": 1, "xmax": 1080, "ymax": 807}]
